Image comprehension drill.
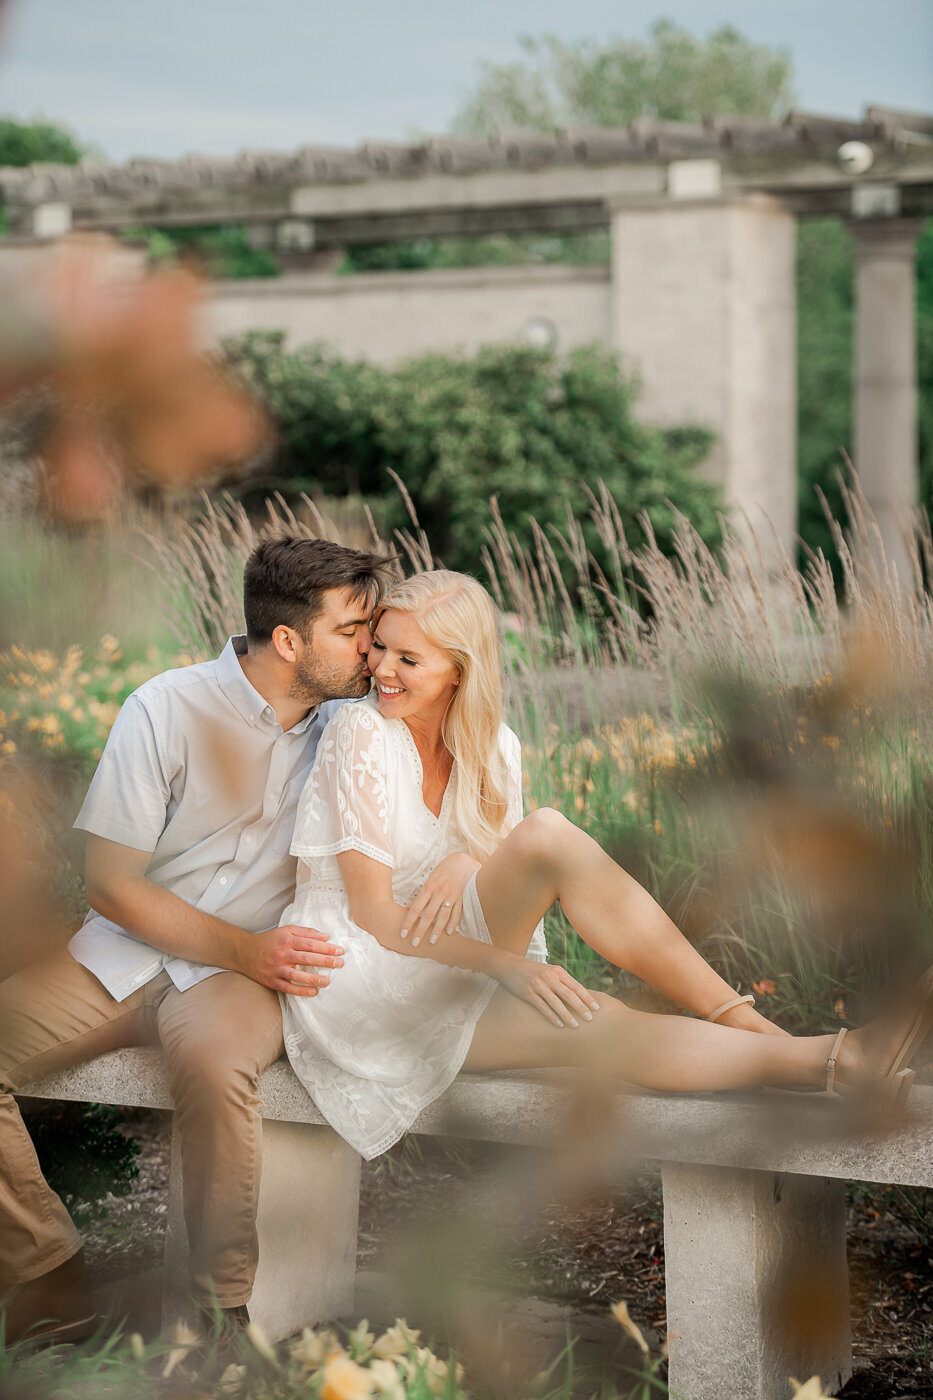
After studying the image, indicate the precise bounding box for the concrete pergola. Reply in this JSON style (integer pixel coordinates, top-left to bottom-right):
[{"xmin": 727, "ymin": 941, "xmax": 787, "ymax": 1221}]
[{"xmin": 2, "ymin": 104, "xmax": 931, "ymax": 572}]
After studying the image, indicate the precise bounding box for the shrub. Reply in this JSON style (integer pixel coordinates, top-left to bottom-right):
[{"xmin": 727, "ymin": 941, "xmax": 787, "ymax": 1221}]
[
  {"xmin": 223, "ymin": 333, "xmax": 722, "ymax": 578},
  {"xmin": 19, "ymin": 1100, "xmax": 139, "ymax": 1225}
]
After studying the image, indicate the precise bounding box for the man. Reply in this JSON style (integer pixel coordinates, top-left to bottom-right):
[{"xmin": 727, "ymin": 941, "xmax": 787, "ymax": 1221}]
[{"xmin": 0, "ymin": 535, "xmax": 394, "ymax": 1343}]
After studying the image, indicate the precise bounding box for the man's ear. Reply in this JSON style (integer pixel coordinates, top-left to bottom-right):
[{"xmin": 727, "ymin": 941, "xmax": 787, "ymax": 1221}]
[{"xmin": 271, "ymin": 625, "xmax": 301, "ymax": 664}]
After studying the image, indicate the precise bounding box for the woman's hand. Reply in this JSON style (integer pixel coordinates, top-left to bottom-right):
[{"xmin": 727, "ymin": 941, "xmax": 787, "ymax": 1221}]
[
  {"xmin": 401, "ymin": 852, "xmax": 480, "ymax": 947},
  {"xmin": 496, "ymin": 957, "xmax": 601, "ymax": 1029}
]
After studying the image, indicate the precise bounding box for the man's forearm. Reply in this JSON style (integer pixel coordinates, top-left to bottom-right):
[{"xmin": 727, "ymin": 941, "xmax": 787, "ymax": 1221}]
[{"xmin": 87, "ymin": 870, "xmax": 256, "ymax": 974}]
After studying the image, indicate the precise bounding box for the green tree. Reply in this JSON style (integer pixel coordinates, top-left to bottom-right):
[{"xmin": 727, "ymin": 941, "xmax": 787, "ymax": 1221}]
[
  {"xmin": 0, "ymin": 116, "xmax": 84, "ymax": 166},
  {"xmin": 452, "ymin": 19, "xmax": 794, "ymax": 137}
]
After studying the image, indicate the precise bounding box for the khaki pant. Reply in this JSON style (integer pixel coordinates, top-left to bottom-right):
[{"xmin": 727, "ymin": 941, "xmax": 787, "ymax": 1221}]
[{"xmin": 0, "ymin": 950, "xmax": 283, "ymax": 1307}]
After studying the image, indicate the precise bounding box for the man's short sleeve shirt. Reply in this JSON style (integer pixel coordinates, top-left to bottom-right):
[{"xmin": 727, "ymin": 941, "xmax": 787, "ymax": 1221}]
[{"xmin": 69, "ymin": 635, "xmax": 347, "ymax": 1001}]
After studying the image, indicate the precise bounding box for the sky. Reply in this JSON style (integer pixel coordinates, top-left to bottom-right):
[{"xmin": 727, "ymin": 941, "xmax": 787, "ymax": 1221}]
[{"xmin": 0, "ymin": 0, "xmax": 930, "ymax": 163}]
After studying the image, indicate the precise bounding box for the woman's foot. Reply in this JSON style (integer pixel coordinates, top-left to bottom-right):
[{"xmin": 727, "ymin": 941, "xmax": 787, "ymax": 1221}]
[{"xmin": 830, "ymin": 968, "xmax": 933, "ymax": 1103}]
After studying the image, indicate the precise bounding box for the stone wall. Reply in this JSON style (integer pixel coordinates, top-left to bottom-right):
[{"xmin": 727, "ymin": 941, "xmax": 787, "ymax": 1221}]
[{"xmin": 205, "ymin": 263, "xmax": 611, "ymax": 364}]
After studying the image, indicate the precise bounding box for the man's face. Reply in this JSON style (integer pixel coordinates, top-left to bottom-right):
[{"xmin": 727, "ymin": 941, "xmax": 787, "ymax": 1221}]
[{"xmin": 289, "ymin": 587, "xmax": 374, "ymax": 706}]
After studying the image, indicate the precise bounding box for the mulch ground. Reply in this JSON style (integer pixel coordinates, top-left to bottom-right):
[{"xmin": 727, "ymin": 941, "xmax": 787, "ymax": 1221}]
[{"xmin": 80, "ymin": 1111, "xmax": 933, "ymax": 1398}]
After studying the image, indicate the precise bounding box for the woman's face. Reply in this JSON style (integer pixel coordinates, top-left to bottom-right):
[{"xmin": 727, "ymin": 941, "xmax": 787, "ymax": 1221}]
[{"xmin": 368, "ymin": 609, "xmax": 459, "ymax": 727}]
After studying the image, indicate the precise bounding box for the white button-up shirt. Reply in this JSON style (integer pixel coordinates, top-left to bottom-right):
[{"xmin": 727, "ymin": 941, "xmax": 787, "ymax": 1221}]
[{"xmin": 69, "ymin": 635, "xmax": 347, "ymax": 1002}]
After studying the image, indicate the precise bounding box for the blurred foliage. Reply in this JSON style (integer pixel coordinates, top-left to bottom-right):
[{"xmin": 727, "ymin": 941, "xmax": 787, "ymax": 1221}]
[
  {"xmin": 0, "ymin": 116, "xmax": 84, "ymax": 167},
  {"xmin": 797, "ymin": 217, "xmax": 933, "ymax": 578},
  {"xmin": 20, "ymin": 1100, "xmax": 139, "ymax": 1225},
  {"xmin": 342, "ymin": 230, "xmax": 611, "ymax": 273},
  {"xmin": 0, "ymin": 636, "xmax": 197, "ymax": 770},
  {"xmin": 123, "ymin": 224, "xmax": 280, "ymax": 278},
  {"xmin": 452, "ymin": 19, "xmax": 794, "ymax": 136},
  {"xmin": 0, "ymin": 115, "xmax": 85, "ymax": 233},
  {"xmin": 223, "ymin": 332, "xmax": 721, "ymax": 575}
]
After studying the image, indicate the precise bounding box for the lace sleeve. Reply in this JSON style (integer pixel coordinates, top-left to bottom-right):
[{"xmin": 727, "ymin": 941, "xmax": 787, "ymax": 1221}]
[{"xmin": 290, "ymin": 700, "xmax": 393, "ymax": 869}]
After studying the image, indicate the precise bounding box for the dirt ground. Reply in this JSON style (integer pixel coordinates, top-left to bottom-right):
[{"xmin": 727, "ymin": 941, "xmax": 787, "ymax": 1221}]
[{"xmin": 79, "ymin": 1110, "xmax": 933, "ymax": 1398}]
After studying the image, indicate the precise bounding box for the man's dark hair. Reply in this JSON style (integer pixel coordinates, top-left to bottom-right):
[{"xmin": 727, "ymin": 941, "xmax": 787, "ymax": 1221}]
[{"xmin": 243, "ymin": 536, "xmax": 396, "ymax": 645}]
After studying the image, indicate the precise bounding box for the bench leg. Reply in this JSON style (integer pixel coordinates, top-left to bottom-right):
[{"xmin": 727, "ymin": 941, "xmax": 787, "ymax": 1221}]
[
  {"xmin": 661, "ymin": 1163, "xmax": 851, "ymax": 1400},
  {"xmin": 163, "ymin": 1117, "xmax": 361, "ymax": 1342}
]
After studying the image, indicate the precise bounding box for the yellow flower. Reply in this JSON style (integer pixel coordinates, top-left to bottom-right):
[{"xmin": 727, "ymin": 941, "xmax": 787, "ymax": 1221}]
[
  {"xmin": 321, "ymin": 1352, "xmax": 375, "ymax": 1400},
  {"xmin": 789, "ymin": 1379, "xmax": 836, "ymax": 1399},
  {"xmin": 411, "ymin": 1346, "xmax": 463, "ymax": 1396},
  {"xmin": 367, "ymin": 1358, "xmax": 405, "ymax": 1399},
  {"xmin": 610, "ymin": 1300, "xmax": 649, "ymax": 1354},
  {"xmin": 372, "ymin": 1320, "xmax": 420, "ymax": 1359},
  {"xmin": 290, "ymin": 1326, "xmax": 339, "ymax": 1371},
  {"xmin": 161, "ymin": 1319, "xmax": 200, "ymax": 1379},
  {"xmin": 72, "ymin": 706, "xmax": 85, "ymax": 722},
  {"xmin": 245, "ymin": 1321, "xmax": 279, "ymax": 1365},
  {"xmin": 346, "ymin": 1318, "xmax": 375, "ymax": 1356},
  {"xmin": 58, "ymin": 693, "xmax": 75, "ymax": 711},
  {"xmin": 1, "ymin": 740, "xmax": 16, "ymax": 756},
  {"xmin": 41, "ymin": 714, "xmax": 61, "ymax": 735}
]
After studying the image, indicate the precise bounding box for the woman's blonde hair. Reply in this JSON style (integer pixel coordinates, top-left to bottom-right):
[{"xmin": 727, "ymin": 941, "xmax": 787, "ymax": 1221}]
[{"xmin": 373, "ymin": 570, "xmax": 508, "ymax": 862}]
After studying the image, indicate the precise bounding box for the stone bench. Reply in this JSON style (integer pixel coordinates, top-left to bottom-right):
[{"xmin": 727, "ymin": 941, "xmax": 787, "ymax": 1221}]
[{"xmin": 17, "ymin": 1050, "xmax": 933, "ymax": 1400}]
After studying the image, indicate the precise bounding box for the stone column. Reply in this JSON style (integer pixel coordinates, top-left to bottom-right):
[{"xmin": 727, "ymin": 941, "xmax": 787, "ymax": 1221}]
[
  {"xmin": 851, "ymin": 219, "xmax": 923, "ymax": 591},
  {"xmin": 610, "ymin": 194, "xmax": 798, "ymax": 567},
  {"xmin": 662, "ymin": 1162, "xmax": 850, "ymax": 1400}
]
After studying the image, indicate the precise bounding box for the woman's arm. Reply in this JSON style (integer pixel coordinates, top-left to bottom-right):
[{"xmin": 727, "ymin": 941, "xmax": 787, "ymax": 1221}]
[{"xmin": 335, "ymin": 848, "xmax": 595, "ymax": 1028}]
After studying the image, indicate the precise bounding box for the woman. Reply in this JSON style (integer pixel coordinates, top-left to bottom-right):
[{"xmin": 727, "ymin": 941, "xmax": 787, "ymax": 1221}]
[{"xmin": 279, "ymin": 570, "xmax": 931, "ymax": 1160}]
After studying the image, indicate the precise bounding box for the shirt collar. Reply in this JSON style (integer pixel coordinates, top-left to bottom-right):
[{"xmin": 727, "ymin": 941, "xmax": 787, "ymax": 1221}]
[{"xmin": 215, "ymin": 636, "xmax": 320, "ymax": 734}]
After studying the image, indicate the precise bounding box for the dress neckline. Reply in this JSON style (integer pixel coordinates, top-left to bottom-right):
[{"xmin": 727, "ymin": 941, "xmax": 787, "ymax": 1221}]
[{"xmin": 396, "ymin": 719, "xmax": 454, "ymax": 824}]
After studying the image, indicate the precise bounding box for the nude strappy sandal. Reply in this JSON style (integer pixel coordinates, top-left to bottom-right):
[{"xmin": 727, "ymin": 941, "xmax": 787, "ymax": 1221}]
[
  {"xmin": 706, "ymin": 993, "xmax": 755, "ymax": 1024},
  {"xmin": 824, "ymin": 966, "xmax": 933, "ymax": 1108}
]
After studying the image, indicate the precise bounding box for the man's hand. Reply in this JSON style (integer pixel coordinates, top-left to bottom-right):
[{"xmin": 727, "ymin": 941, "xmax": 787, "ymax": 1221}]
[{"xmin": 241, "ymin": 924, "xmax": 345, "ymax": 997}]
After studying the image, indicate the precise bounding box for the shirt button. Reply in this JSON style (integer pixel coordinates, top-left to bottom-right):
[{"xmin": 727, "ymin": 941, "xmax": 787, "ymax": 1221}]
[{"xmin": 219, "ymin": 876, "xmax": 228, "ymax": 886}]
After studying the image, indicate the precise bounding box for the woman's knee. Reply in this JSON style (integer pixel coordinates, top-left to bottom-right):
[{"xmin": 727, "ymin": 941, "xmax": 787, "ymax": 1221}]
[{"xmin": 509, "ymin": 807, "xmax": 577, "ymax": 870}]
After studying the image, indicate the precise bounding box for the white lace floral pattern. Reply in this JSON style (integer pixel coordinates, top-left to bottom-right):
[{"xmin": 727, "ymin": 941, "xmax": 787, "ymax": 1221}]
[{"xmin": 279, "ymin": 693, "xmax": 547, "ymax": 1159}]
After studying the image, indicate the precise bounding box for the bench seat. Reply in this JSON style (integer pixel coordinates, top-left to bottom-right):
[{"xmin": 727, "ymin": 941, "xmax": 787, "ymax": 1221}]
[{"xmin": 18, "ymin": 1049, "xmax": 933, "ymax": 1400}]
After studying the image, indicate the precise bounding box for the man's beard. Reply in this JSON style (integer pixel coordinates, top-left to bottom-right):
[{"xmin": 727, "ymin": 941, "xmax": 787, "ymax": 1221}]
[{"xmin": 289, "ymin": 653, "xmax": 372, "ymax": 707}]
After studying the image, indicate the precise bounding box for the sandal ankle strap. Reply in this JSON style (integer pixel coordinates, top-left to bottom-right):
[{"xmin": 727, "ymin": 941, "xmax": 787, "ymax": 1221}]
[
  {"xmin": 825, "ymin": 1027, "xmax": 848, "ymax": 1095},
  {"xmin": 707, "ymin": 993, "xmax": 755, "ymax": 1025}
]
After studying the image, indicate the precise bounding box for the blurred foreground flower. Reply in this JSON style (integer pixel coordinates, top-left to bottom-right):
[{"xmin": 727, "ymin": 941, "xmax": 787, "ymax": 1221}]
[
  {"xmin": 245, "ymin": 1320, "xmax": 279, "ymax": 1365},
  {"xmin": 610, "ymin": 1298, "xmax": 649, "ymax": 1354},
  {"xmin": 0, "ymin": 233, "xmax": 269, "ymax": 519},
  {"xmin": 789, "ymin": 1378, "xmax": 837, "ymax": 1399},
  {"xmin": 321, "ymin": 1352, "xmax": 376, "ymax": 1399},
  {"xmin": 161, "ymin": 1319, "xmax": 200, "ymax": 1379}
]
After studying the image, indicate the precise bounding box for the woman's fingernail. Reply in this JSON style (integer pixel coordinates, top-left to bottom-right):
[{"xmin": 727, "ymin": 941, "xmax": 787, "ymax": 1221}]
[
  {"xmin": 429, "ymin": 934, "xmax": 438, "ymax": 944},
  {"xmin": 400, "ymin": 929, "xmax": 408, "ymax": 939},
  {"xmin": 568, "ymin": 1018, "xmax": 579, "ymax": 1028},
  {"xmin": 590, "ymin": 1002, "xmax": 600, "ymax": 1011},
  {"xmin": 583, "ymin": 1011, "xmax": 593, "ymax": 1022},
  {"xmin": 555, "ymin": 1019, "xmax": 564, "ymax": 1028},
  {"xmin": 411, "ymin": 937, "xmax": 420, "ymax": 948}
]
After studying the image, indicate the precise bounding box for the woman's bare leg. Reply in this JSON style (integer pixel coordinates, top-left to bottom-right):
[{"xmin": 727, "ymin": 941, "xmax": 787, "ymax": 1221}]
[
  {"xmin": 476, "ymin": 808, "xmax": 786, "ymax": 1035},
  {"xmin": 464, "ymin": 986, "xmax": 914, "ymax": 1092}
]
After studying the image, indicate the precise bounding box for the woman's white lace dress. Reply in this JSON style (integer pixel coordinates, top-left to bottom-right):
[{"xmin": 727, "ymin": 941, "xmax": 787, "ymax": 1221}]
[{"xmin": 279, "ymin": 693, "xmax": 547, "ymax": 1159}]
